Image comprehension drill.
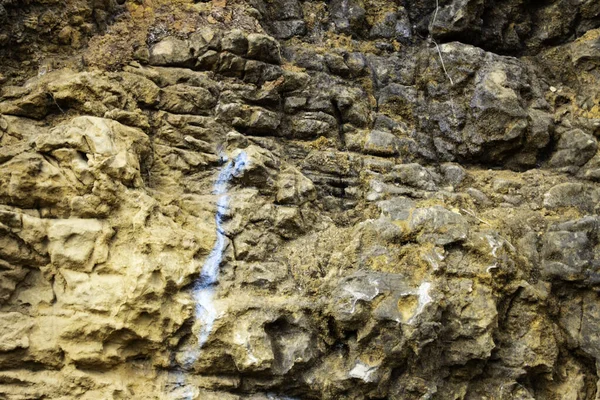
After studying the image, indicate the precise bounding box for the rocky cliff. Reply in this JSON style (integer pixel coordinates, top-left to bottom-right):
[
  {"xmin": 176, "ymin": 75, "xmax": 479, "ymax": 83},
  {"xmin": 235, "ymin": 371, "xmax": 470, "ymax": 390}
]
[{"xmin": 1, "ymin": 0, "xmax": 600, "ymax": 399}]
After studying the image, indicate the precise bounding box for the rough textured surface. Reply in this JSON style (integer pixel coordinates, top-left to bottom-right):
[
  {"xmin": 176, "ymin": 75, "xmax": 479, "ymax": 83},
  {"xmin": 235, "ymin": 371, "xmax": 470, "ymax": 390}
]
[{"xmin": 1, "ymin": 0, "xmax": 600, "ymax": 399}]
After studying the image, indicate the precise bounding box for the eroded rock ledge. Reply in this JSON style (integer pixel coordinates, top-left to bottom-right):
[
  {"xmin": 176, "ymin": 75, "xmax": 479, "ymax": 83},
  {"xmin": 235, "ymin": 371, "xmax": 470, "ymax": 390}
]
[{"xmin": 1, "ymin": 0, "xmax": 600, "ymax": 399}]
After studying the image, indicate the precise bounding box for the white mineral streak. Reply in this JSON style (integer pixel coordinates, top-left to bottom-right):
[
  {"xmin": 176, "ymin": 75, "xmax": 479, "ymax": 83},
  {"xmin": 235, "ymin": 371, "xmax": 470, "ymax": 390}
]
[
  {"xmin": 173, "ymin": 151, "xmax": 248, "ymax": 398},
  {"xmin": 487, "ymin": 264, "xmax": 499, "ymax": 273},
  {"xmin": 409, "ymin": 282, "xmax": 433, "ymax": 324},
  {"xmin": 234, "ymin": 328, "xmax": 259, "ymax": 366},
  {"xmin": 344, "ymin": 278, "xmax": 380, "ymax": 313},
  {"xmin": 349, "ymin": 361, "xmax": 378, "ymax": 382},
  {"xmin": 194, "ymin": 150, "xmax": 247, "ymax": 350},
  {"xmin": 423, "ymin": 247, "xmax": 445, "ymax": 271},
  {"xmin": 486, "ymin": 234, "xmax": 503, "ymax": 258}
]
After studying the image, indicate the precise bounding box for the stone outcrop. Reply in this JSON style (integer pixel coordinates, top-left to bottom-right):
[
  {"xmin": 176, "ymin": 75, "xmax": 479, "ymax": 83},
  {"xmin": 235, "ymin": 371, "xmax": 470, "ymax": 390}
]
[{"xmin": 1, "ymin": 0, "xmax": 600, "ymax": 399}]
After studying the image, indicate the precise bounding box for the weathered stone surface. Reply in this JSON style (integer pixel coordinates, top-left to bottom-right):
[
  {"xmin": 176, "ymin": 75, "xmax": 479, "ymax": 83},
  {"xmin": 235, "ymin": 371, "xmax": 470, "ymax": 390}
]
[
  {"xmin": 221, "ymin": 29, "xmax": 248, "ymax": 56},
  {"xmin": 543, "ymin": 183, "xmax": 600, "ymax": 212},
  {"xmin": 363, "ymin": 129, "xmax": 401, "ymax": 156},
  {"xmin": 158, "ymin": 84, "xmax": 217, "ymax": 115},
  {"xmin": 258, "ymin": 0, "xmax": 306, "ymax": 39},
  {"xmin": 409, "ymin": 206, "xmax": 469, "ymax": 245},
  {"xmin": 0, "ymin": 313, "xmax": 33, "ymax": 351},
  {"xmin": 149, "ymin": 37, "xmax": 194, "ymax": 67},
  {"xmin": 430, "ymin": 0, "xmax": 485, "ymax": 40},
  {"xmin": 1, "ymin": 1, "xmax": 600, "ymax": 399},
  {"xmin": 330, "ymin": 0, "xmax": 367, "ymax": 37},
  {"xmin": 247, "ymin": 33, "xmax": 281, "ymax": 65},
  {"xmin": 548, "ymin": 128, "xmax": 598, "ymax": 170}
]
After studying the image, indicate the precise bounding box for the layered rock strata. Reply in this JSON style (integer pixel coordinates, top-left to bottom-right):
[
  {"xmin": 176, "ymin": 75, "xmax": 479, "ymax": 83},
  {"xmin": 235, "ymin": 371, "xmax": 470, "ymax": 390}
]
[{"xmin": 1, "ymin": 0, "xmax": 600, "ymax": 399}]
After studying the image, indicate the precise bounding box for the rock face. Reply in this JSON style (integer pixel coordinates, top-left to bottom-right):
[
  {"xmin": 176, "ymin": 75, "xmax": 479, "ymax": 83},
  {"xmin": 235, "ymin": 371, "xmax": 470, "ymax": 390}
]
[{"xmin": 1, "ymin": 0, "xmax": 600, "ymax": 399}]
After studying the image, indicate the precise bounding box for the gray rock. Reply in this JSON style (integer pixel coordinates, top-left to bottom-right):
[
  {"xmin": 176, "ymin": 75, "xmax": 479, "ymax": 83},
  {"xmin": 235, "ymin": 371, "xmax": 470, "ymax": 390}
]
[
  {"xmin": 394, "ymin": 6, "xmax": 412, "ymax": 40},
  {"xmin": 409, "ymin": 206, "xmax": 469, "ymax": 245},
  {"xmin": 217, "ymin": 104, "xmax": 281, "ymax": 134},
  {"xmin": 369, "ymin": 12, "xmax": 398, "ymax": 39},
  {"xmin": 283, "ymin": 47, "xmax": 326, "ymax": 71},
  {"xmin": 287, "ymin": 112, "xmax": 336, "ymax": 139},
  {"xmin": 368, "ymin": 8, "xmax": 414, "ymax": 42},
  {"xmin": 325, "ymin": 53, "xmax": 350, "ymax": 77},
  {"xmin": 527, "ymin": 109, "xmax": 553, "ymax": 150},
  {"xmin": 466, "ymin": 187, "xmax": 491, "ymax": 205},
  {"xmin": 221, "ymin": 29, "xmax": 248, "ymax": 56},
  {"xmin": 266, "ymin": 0, "xmax": 303, "ymax": 20},
  {"xmin": 581, "ymin": 291, "xmax": 600, "ymax": 359},
  {"xmin": 416, "ymin": 42, "xmax": 547, "ymax": 164},
  {"xmin": 467, "ymin": 58, "xmax": 528, "ymax": 152},
  {"xmin": 271, "ymin": 20, "xmax": 306, "ymax": 39},
  {"xmin": 3, "ymin": 2, "xmax": 600, "ymax": 398},
  {"xmin": 330, "ymin": 0, "xmax": 367, "ymax": 37},
  {"xmin": 548, "ymin": 128, "xmax": 598, "ymax": 169},
  {"xmin": 373, "ymin": 114, "xmax": 399, "ymax": 132},
  {"xmin": 247, "ymin": 34, "xmax": 281, "ymax": 65},
  {"xmin": 392, "ymin": 163, "xmax": 438, "ymax": 191},
  {"xmin": 246, "ymin": 109, "xmax": 282, "ymax": 133},
  {"xmin": 580, "ymin": 151, "xmax": 600, "ymax": 181},
  {"xmin": 541, "ymin": 231, "xmax": 592, "ymax": 281},
  {"xmin": 543, "ymin": 183, "xmax": 600, "ymax": 212},
  {"xmin": 217, "ymin": 52, "xmax": 247, "ymax": 78},
  {"xmin": 243, "ymin": 60, "xmax": 283, "ymax": 85},
  {"xmin": 345, "ymin": 52, "xmax": 368, "ymax": 77},
  {"xmin": 377, "ymin": 197, "xmax": 416, "ymax": 220},
  {"xmin": 363, "ymin": 130, "xmax": 400, "ymax": 156},
  {"xmin": 553, "ymin": 216, "xmax": 600, "ymax": 233},
  {"xmin": 430, "ymin": 0, "xmax": 485, "ymax": 39},
  {"xmin": 367, "ymin": 53, "xmax": 416, "ymax": 87},
  {"xmin": 328, "ymin": 271, "xmax": 429, "ymax": 326},
  {"xmin": 506, "ymin": 108, "xmax": 554, "ymax": 167},
  {"xmin": 196, "ymin": 50, "xmax": 219, "ymax": 71},
  {"xmin": 284, "ymin": 97, "xmax": 307, "ymax": 113},
  {"xmin": 441, "ymin": 163, "xmax": 466, "ymax": 186},
  {"xmin": 541, "ymin": 217, "xmax": 600, "ymax": 283},
  {"xmin": 279, "ymin": 70, "xmax": 310, "ymax": 92}
]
